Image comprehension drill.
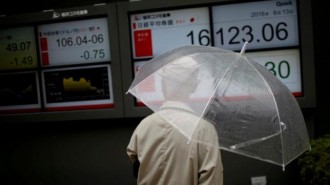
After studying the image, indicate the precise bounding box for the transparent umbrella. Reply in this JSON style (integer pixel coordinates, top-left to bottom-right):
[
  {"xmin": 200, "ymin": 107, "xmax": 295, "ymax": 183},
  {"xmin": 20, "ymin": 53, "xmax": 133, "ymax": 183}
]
[{"xmin": 126, "ymin": 43, "xmax": 310, "ymax": 170}]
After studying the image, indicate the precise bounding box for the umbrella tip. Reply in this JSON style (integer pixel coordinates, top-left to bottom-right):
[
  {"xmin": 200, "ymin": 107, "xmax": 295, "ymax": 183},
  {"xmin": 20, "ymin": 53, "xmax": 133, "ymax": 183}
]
[{"xmin": 240, "ymin": 41, "xmax": 249, "ymax": 55}]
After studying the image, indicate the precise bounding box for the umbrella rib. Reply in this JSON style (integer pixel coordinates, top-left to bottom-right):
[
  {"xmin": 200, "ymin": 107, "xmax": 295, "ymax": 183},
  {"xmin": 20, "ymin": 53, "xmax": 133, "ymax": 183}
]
[
  {"xmin": 243, "ymin": 56, "xmax": 281, "ymax": 119},
  {"xmin": 189, "ymin": 54, "xmax": 240, "ymax": 145},
  {"xmin": 242, "ymin": 55, "xmax": 285, "ymax": 166},
  {"xmin": 230, "ymin": 122, "xmax": 287, "ymax": 150},
  {"xmin": 199, "ymin": 55, "xmax": 239, "ymax": 120}
]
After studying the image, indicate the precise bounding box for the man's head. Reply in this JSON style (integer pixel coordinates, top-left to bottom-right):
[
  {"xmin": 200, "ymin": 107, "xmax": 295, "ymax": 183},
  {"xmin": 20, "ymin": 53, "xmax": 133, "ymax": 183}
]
[{"xmin": 159, "ymin": 55, "xmax": 199, "ymax": 101}]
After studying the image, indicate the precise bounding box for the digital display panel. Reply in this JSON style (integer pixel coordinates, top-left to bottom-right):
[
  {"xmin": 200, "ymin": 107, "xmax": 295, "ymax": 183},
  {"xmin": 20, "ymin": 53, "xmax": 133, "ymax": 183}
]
[
  {"xmin": 0, "ymin": 3, "xmax": 125, "ymax": 122},
  {"xmin": 0, "ymin": 71, "xmax": 41, "ymax": 112},
  {"xmin": 0, "ymin": 26, "xmax": 38, "ymax": 70},
  {"xmin": 118, "ymin": 0, "xmax": 316, "ymax": 118},
  {"xmin": 130, "ymin": 7, "xmax": 211, "ymax": 59},
  {"xmin": 212, "ymin": 0, "xmax": 299, "ymax": 51},
  {"xmin": 38, "ymin": 17, "xmax": 111, "ymax": 67},
  {"xmin": 41, "ymin": 64, "xmax": 114, "ymax": 111},
  {"xmin": 128, "ymin": 0, "xmax": 302, "ymax": 100}
]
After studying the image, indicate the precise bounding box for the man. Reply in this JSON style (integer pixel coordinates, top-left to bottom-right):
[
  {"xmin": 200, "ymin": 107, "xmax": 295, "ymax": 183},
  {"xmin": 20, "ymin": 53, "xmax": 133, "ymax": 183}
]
[{"xmin": 127, "ymin": 53, "xmax": 223, "ymax": 185}]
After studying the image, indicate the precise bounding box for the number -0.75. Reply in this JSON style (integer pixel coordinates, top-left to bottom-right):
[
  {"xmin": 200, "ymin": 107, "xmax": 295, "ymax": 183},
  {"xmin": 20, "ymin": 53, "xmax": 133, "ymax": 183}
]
[{"xmin": 80, "ymin": 49, "xmax": 105, "ymax": 60}]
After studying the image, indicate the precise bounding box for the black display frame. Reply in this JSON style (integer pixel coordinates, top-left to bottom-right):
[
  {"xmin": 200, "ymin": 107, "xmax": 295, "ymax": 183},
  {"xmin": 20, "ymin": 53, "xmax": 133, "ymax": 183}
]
[
  {"xmin": 117, "ymin": 0, "xmax": 316, "ymax": 118},
  {"xmin": 0, "ymin": 3, "xmax": 125, "ymax": 123}
]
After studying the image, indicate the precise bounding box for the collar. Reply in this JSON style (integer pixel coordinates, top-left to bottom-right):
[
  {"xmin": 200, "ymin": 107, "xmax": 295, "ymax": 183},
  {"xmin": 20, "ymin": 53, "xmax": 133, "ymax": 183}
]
[{"xmin": 160, "ymin": 101, "xmax": 195, "ymax": 114}]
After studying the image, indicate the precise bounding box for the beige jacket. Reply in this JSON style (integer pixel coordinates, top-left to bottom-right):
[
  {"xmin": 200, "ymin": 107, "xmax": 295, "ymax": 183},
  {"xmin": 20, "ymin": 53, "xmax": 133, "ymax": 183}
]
[{"xmin": 127, "ymin": 101, "xmax": 223, "ymax": 185}]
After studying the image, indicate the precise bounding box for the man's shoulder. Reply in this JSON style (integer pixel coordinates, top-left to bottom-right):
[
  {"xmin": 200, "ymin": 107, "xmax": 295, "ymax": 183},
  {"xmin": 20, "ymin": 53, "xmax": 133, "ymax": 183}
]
[{"xmin": 137, "ymin": 112, "xmax": 166, "ymax": 128}]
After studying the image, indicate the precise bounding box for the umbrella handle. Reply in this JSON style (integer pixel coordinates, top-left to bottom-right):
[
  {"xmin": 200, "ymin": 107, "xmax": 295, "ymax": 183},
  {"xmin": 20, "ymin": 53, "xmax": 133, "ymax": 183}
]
[
  {"xmin": 240, "ymin": 41, "xmax": 249, "ymax": 54},
  {"xmin": 229, "ymin": 122, "xmax": 287, "ymax": 150}
]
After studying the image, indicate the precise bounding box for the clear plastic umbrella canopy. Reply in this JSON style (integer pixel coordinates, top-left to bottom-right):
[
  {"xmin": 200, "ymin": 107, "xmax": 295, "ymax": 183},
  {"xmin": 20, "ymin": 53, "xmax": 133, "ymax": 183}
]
[{"xmin": 127, "ymin": 44, "xmax": 310, "ymax": 170}]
